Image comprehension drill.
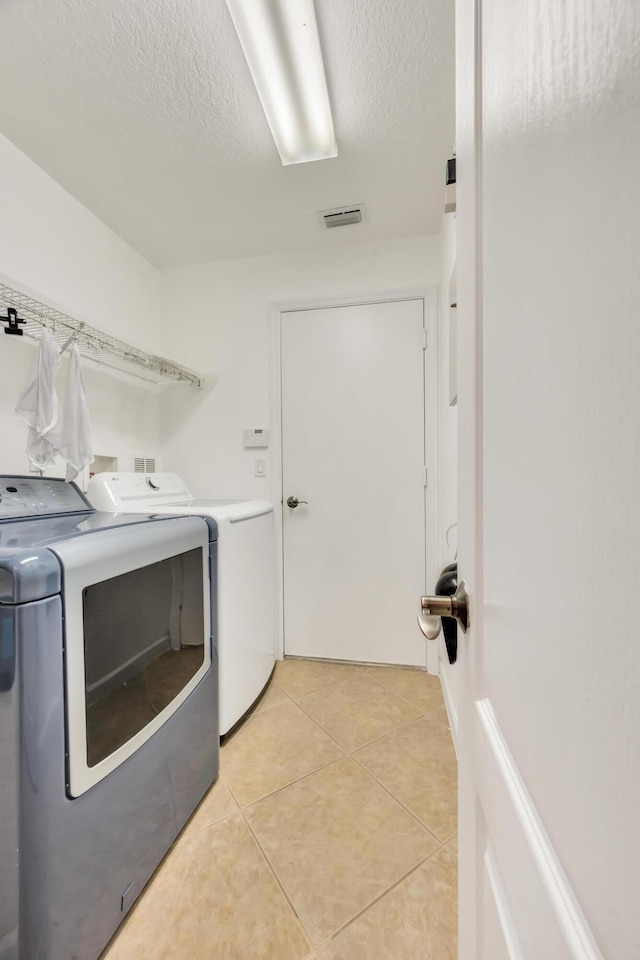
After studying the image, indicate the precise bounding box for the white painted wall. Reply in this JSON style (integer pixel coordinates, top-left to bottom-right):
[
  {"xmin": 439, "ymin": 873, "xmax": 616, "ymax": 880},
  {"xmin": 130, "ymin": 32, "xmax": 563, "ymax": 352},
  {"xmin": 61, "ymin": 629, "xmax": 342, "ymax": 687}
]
[
  {"xmin": 0, "ymin": 134, "xmax": 161, "ymax": 477},
  {"xmin": 0, "ymin": 341, "xmax": 161, "ymax": 479},
  {"xmin": 437, "ymin": 211, "xmax": 459, "ymax": 732},
  {"xmin": 157, "ymin": 235, "xmax": 440, "ymax": 499}
]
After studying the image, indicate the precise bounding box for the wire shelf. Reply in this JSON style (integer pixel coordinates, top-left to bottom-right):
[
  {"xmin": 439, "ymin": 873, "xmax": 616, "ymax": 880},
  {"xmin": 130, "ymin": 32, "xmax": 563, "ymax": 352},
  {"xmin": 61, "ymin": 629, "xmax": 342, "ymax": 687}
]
[{"xmin": 0, "ymin": 282, "xmax": 202, "ymax": 388}]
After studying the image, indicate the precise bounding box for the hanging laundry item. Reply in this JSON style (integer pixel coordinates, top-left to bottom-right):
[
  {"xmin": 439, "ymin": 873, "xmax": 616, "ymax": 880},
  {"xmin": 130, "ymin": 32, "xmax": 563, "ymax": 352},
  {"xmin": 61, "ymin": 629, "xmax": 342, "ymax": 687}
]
[
  {"xmin": 61, "ymin": 343, "xmax": 93, "ymax": 482},
  {"xmin": 15, "ymin": 329, "xmax": 63, "ymax": 469}
]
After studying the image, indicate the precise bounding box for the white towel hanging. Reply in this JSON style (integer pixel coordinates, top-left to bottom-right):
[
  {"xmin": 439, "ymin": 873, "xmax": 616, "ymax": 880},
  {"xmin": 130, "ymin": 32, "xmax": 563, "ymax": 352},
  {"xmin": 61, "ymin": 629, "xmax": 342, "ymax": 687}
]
[
  {"xmin": 15, "ymin": 329, "xmax": 63, "ymax": 469},
  {"xmin": 62, "ymin": 343, "xmax": 93, "ymax": 482}
]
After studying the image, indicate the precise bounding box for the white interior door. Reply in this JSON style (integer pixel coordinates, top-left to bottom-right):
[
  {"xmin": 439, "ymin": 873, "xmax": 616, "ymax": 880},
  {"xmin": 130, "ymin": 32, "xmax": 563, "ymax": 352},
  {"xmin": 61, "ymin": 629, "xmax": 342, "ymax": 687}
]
[
  {"xmin": 456, "ymin": 0, "xmax": 640, "ymax": 957},
  {"xmin": 281, "ymin": 299, "xmax": 427, "ymax": 666}
]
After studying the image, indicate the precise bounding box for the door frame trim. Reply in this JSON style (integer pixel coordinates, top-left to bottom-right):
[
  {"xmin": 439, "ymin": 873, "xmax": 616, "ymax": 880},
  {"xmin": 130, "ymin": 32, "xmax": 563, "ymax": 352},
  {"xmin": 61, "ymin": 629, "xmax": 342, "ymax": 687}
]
[{"xmin": 268, "ymin": 285, "xmax": 439, "ymax": 674}]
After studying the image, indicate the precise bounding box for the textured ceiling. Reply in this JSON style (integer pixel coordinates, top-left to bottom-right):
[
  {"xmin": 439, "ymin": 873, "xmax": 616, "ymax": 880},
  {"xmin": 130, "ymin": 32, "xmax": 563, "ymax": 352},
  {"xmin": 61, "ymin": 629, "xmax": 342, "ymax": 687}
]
[{"xmin": 0, "ymin": 0, "xmax": 454, "ymax": 267}]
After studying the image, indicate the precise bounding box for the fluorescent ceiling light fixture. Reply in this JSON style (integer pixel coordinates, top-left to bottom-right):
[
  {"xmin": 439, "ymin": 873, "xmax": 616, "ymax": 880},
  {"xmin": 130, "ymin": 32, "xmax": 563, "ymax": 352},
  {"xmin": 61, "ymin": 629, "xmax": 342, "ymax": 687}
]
[{"xmin": 226, "ymin": 0, "xmax": 337, "ymax": 165}]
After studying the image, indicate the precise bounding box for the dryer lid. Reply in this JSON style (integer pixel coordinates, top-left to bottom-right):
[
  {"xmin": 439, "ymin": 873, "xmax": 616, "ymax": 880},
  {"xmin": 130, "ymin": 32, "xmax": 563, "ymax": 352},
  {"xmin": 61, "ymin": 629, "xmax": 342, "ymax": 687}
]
[
  {"xmin": 88, "ymin": 472, "xmax": 192, "ymax": 509},
  {"xmin": 88, "ymin": 473, "xmax": 273, "ymax": 521},
  {"xmin": 161, "ymin": 499, "xmax": 274, "ymax": 522}
]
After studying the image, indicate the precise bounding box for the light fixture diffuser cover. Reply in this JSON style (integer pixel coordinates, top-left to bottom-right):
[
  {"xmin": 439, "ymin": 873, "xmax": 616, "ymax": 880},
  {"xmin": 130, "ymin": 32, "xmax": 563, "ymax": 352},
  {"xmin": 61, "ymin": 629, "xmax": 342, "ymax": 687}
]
[{"xmin": 226, "ymin": 0, "xmax": 337, "ymax": 165}]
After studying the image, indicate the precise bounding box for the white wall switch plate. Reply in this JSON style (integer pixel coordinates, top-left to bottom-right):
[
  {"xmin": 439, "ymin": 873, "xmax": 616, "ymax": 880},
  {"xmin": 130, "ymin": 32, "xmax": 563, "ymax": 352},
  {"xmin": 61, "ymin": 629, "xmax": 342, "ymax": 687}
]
[{"xmin": 254, "ymin": 458, "xmax": 267, "ymax": 477}]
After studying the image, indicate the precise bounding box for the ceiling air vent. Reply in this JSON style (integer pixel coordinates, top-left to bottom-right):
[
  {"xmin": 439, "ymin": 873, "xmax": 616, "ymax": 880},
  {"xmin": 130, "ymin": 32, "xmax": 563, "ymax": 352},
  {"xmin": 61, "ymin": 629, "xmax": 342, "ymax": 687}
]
[
  {"xmin": 319, "ymin": 204, "xmax": 365, "ymax": 228},
  {"xmin": 134, "ymin": 457, "xmax": 157, "ymax": 473}
]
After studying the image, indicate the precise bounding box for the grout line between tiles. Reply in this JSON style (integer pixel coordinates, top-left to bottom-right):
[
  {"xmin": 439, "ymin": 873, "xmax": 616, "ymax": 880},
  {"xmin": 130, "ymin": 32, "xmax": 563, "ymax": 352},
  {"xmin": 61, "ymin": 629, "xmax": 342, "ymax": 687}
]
[
  {"xmin": 320, "ymin": 842, "xmax": 451, "ymax": 945},
  {"xmin": 362, "ymin": 668, "xmax": 428, "ymax": 706},
  {"xmin": 358, "ymin": 663, "xmax": 446, "ymax": 710},
  {"xmin": 239, "ymin": 754, "xmax": 348, "ymax": 810},
  {"xmin": 218, "ymin": 765, "xmax": 243, "ymax": 808},
  {"xmin": 292, "ymin": 703, "xmax": 350, "ymax": 754},
  {"xmin": 292, "ymin": 684, "xmax": 437, "ymax": 756},
  {"xmin": 312, "ymin": 706, "xmax": 427, "ymax": 756},
  {"xmin": 227, "ymin": 686, "xmax": 347, "ymax": 756},
  {"xmin": 222, "ymin": 678, "xmax": 297, "ymax": 744},
  {"xmin": 241, "ymin": 773, "xmax": 446, "ymax": 955},
  {"xmin": 291, "ymin": 692, "xmax": 413, "ymax": 754},
  {"xmin": 252, "ymin": 681, "xmax": 295, "ymax": 716},
  {"xmin": 349, "ymin": 752, "xmax": 446, "ymax": 846},
  {"xmin": 239, "ymin": 750, "xmax": 451, "ymax": 946},
  {"xmin": 274, "ymin": 665, "xmax": 354, "ymax": 702},
  {"xmin": 379, "ymin": 685, "xmax": 451, "ymax": 721},
  {"xmin": 220, "ymin": 692, "xmax": 349, "ymax": 808},
  {"xmin": 181, "ymin": 809, "xmax": 238, "ymax": 840},
  {"xmin": 349, "ymin": 704, "xmax": 456, "ymax": 756},
  {"xmin": 264, "ymin": 679, "xmax": 456, "ymax": 841},
  {"xmin": 176, "ymin": 769, "xmax": 242, "ymax": 839},
  {"xmin": 275, "ymin": 659, "xmax": 375, "ymax": 701},
  {"xmin": 239, "ymin": 804, "xmax": 316, "ymax": 950},
  {"xmin": 282, "ymin": 678, "xmax": 355, "ymax": 702}
]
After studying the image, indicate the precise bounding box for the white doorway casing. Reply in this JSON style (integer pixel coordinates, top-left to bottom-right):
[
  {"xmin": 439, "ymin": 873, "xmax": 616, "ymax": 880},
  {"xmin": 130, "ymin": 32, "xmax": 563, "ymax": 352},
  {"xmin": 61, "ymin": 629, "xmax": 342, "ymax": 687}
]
[{"xmin": 269, "ymin": 288, "xmax": 439, "ymax": 674}]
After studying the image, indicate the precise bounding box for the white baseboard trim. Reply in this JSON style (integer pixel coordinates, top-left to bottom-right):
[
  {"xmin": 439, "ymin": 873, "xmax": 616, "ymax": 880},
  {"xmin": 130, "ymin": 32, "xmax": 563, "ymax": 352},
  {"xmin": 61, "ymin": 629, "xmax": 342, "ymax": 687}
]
[{"xmin": 439, "ymin": 662, "xmax": 458, "ymax": 749}]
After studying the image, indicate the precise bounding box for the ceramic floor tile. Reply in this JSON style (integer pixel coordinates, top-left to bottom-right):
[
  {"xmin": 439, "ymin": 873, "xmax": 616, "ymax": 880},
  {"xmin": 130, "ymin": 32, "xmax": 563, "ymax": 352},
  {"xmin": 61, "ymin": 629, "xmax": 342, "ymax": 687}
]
[
  {"xmin": 103, "ymin": 813, "xmax": 310, "ymax": 960},
  {"xmin": 245, "ymin": 757, "xmax": 439, "ymax": 945},
  {"xmin": 182, "ymin": 775, "xmax": 238, "ymax": 837},
  {"xmin": 354, "ymin": 714, "xmax": 457, "ymax": 841},
  {"xmin": 274, "ymin": 658, "xmax": 365, "ymax": 699},
  {"xmin": 252, "ymin": 679, "xmax": 291, "ymax": 715},
  {"xmin": 298, "ymin": 674, "xmax": 423, "ymax": 752},
  {"xmin": 221, "ymin": 699, "xmax": 344, "ymax": 806},
  {"xmin": 316, "ymin": 846, "xmax": 457, "ymax": 960},
  {"xmin": 448, "ymin": 834, "xmax": 458, "ymax": 854},
  {"xmin": 364, "ymin": 665, "xmax": 446, "ymax": 714}
]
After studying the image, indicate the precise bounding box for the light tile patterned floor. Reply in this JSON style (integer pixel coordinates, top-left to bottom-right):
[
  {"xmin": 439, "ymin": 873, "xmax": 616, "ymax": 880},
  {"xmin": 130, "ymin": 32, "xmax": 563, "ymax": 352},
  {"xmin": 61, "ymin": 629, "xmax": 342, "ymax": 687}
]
[{"xmin": 102, "ymin": 659, "xmax": 458, "ymax": 960}]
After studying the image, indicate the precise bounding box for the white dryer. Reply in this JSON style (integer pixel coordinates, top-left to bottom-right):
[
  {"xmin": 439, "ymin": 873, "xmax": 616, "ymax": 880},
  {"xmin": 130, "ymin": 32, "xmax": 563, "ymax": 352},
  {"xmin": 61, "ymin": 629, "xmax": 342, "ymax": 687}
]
[{"xmin": 88, "ymin": 472, "xmax": 275, "ymax": 734}]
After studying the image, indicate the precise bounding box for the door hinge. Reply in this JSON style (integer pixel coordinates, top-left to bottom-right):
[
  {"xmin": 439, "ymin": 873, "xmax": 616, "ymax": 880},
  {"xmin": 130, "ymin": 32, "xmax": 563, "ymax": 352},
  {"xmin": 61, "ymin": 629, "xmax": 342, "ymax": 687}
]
[
  {"xmin": 423, "ymin": 465, "xmax": 428, "ymax": 486},
  {"xmin": 422, "ymin": 328, "xmax": 428, "ymax": 350}
]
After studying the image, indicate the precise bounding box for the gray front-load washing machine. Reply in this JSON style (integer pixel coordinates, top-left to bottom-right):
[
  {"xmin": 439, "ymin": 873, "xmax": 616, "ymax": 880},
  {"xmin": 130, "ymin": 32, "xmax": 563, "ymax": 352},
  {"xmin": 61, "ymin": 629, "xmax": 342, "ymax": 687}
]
[{"xmin": 0, "ymin": 475, "xmax": 219, "ymax": 960}]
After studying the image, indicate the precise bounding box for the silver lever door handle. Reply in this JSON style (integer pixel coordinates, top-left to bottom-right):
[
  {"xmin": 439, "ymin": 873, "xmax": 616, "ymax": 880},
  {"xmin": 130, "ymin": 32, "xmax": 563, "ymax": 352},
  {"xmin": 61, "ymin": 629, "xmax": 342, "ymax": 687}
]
[
  {"xmin": 286, "ymin": 496, "xmax": 309, "ymax": 508},
  {"xmin": 421, "ymin": 581, "xmax": 470, "ymax": 633},
  {"xmin": 417, "ymin": 614, "xmax": 441, "ymax": 640}
]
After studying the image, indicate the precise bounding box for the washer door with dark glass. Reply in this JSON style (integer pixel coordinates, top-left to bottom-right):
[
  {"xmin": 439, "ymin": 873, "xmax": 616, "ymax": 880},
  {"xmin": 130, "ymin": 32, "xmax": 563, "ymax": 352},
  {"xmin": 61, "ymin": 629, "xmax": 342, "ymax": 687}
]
[{"xmin": 53, "ymin": 516, "xmax": 211, "ymax": 797}]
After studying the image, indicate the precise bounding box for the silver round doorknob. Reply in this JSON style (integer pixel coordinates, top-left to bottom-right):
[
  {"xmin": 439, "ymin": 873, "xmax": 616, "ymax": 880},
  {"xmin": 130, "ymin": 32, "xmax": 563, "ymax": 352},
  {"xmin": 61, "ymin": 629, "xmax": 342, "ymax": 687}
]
[
  {"xmin": 286, "ymin": 496, "xmax": 309, "ymax": 508},
  {"xmin": 420, "ymin": 580, "xmax": 470, "ymax": 633}
]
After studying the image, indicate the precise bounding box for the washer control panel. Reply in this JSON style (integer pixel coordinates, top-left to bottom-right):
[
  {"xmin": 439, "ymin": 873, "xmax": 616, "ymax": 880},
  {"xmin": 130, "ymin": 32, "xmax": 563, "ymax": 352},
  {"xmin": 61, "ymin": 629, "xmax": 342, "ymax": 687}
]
[
  {"xmin": 88, "ymin": 472, "xmax": 190, "ymax": 507},
  {"xmin": 0, "ymin": 476, "xmax": 92, "ymax": 519}
]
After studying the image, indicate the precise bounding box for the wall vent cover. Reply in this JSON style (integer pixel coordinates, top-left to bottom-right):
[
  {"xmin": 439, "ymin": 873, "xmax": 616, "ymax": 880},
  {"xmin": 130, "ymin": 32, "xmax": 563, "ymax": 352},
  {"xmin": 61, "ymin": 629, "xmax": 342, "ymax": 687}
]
[
  {"xmin": 134, "ymin": 457, "xmax": 157, "ymax": 473},
  {"xmin": 319, "ymin": 204, "xmax": 365, "ymax": 228}
]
